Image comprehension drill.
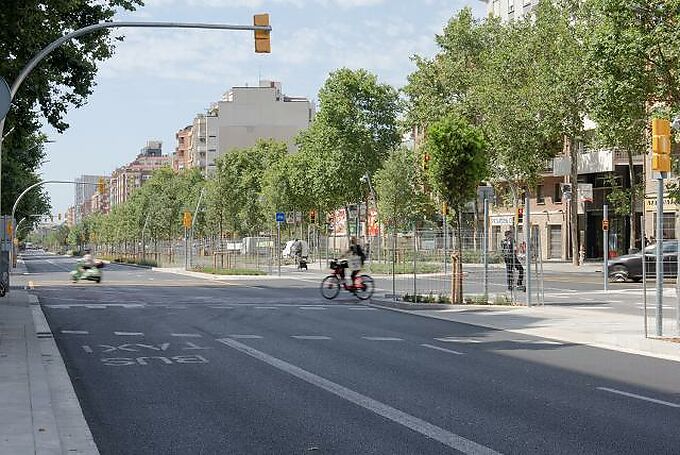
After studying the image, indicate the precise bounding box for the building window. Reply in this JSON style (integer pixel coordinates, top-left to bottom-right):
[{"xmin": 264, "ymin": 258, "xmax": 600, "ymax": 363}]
[
  {"xmin": 536, "ymin": 185, "xmax": 545, "ymax": 204},
  {"xmin": 554, "ymin": 183, "xmax": 562, "ymax": 203},
  {"xmin": 653, "ymin": 213, "xmax": 676, "ymax": 240}
]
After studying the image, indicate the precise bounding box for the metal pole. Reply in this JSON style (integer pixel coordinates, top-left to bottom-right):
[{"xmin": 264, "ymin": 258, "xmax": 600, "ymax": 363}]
[
  {"xmin": 642, "ymin": 211, "xmax": 648, "ymax": 337},
  {"xmin": 277, "ymin": 222, "xmax": 281, "ymax": 277},
  {"xmin": 677, "ymin": 237, "xmax": 680, "ymax": 336},
  {"xmin": 603, "ymin": 204, "xmax": 609, "ymax": 291},
  {"xmin": 189, "ymin": 188, "xmax": 205, "ymax": 269},
  {"xmin": 443, "ymin": 207, "xmax": 448, "ymax": 275},
  {"xmin": 525, "ymin": 193, "xmax": 532, "ymax": 307},
  {"xmin": 483, "ymin": 198, "xmax": 489, "ymax": 301},
  {"xmin": 392, "ymin": 226, "xmax": 396, "ymax": 301},
  {"xmin": 656, "ymin": 177, "xmax": 664, "ymax": 336},
  {"xmin": 184, "ymin": 226, "xmax": 188, "ymax": 271},
  {"xmin": 412, "ymin": 223, "xmax": 417, "ymax": 300},
  {"xmin": 0, "ymin": 21, "xmax": 272, "ymax": 221}
]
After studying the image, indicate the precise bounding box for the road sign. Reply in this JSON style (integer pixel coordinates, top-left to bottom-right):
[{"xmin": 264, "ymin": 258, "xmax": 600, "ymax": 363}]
[
  {"xmin": 0, "ymin": 77, "xmax": 10, "ymax": 121},
  {"xmin": 275, "ymin": 212, "xmax": 285, "ymax": 223}
]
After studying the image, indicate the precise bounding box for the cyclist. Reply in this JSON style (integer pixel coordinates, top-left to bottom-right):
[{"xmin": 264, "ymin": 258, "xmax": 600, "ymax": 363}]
[{"xmin": 339, "ymin": 237, "xmax": 366, "ymax": 287}]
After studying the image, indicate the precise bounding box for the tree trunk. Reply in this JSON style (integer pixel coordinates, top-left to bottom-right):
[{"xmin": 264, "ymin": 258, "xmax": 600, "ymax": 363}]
[
  {"xmin": 628, "ymin": 149, "xmax": 637, "ymax": 253},
  {"xmin": 568, "ymin": 136, "xmax": 580, "ymax": 266}
]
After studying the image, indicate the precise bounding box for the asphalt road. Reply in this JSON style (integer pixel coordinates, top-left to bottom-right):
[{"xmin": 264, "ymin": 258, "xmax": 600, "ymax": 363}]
[{"xmin": 24, "ymin": 253, "xmax": 680, "ymax": 454}]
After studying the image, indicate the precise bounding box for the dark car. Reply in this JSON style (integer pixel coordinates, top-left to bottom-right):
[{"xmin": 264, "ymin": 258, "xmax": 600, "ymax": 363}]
[{"xmin": 608, "ymin": 241, "xmax": 679, "ymax": 282}]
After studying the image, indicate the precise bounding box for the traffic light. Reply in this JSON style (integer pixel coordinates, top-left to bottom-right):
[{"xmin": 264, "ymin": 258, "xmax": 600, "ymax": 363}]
[
  {"xmin": 254, "ymin": 13, "xmax": 271, "ymax": 53},
  {"xmin": 441, "ymin": 202, "xmax": 449, "ymax": 216},
  {"xmin": 515, "ymin": 207, "xmax": 523, "ymax": 225},
  {"xmin": 58, "ymin": 213, "xmax": 61, "ymax": 221},
  {"xmin": 309, "ymin": 210, "xmax": 317, "ymax": 224},
  {"xmin": 98, "ymin": 177, "xmax": 106, "ymax": 194},
  {"xmin": 422, "ymin": 152, "xmax": 431, "ymax": 172},
  {"xmin": 182, "ymin": 211, "xmax": 192, "ymax": 229},
  {"xmin": 652, "ymin": 118, "xmax": 672, "ymax": 173}
]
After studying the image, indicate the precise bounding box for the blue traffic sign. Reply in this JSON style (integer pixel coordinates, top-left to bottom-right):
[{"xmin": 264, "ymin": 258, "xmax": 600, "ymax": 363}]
[{"xmin": 275, "ymin": 212, "xmax": 285, "ymax": 223}]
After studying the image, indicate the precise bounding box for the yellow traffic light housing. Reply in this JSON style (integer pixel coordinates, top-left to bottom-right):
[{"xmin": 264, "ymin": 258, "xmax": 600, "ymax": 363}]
[
  {"xmin": 254, "ymin": 13, "xmax": 271, "ymax": 53},
  {"xmin": 651, "ymin": 118, "xmax": 672, "ymax": 172},
  {"xmin": 98, "ymin": 177, "xmax": 106, "ymax": 194},
  {"xmin": 182, "ymin": 211, "xmax": 192, "ymax": 229}
]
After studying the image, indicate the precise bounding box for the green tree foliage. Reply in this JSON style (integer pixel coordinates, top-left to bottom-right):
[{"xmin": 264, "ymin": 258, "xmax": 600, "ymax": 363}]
[
  {"xmin": 373, "ymin": 148, "xmax": 429, "ymax": 231},
  {"xmin": 1, "ymin": 0, "xmax": 143, "ymax": 217},
  {"xmin": 298, "ymin": 68, "xmax": 401, "ymax": 213},
  {"xmin": 426, "ymin": 115, "xmax": 487, "ymax": 303}
]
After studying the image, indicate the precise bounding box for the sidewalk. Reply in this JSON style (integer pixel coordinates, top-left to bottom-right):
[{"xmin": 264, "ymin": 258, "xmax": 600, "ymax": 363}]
[
  {"xmin": 0, "ymin": 259, "xmax": 97, "ymax": 455},
  {"xmin": 371, "ymin": 299, "xmax": 680, "ymax": 362}
]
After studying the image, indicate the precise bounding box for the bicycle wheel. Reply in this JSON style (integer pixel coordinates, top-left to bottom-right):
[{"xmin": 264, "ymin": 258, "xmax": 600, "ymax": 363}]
[
  {"xmin": 354, "ymin": 274, "xmax": 374, "ymax": 300},
  {"xmin": 320, "ymin": 275, "xmax": 341, "ymax": 300}
]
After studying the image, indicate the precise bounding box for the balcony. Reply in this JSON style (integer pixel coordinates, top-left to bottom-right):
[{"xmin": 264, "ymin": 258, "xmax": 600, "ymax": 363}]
[{"xmin": 553, "ymin": 149, "xmax": 645, "ymax": 177}]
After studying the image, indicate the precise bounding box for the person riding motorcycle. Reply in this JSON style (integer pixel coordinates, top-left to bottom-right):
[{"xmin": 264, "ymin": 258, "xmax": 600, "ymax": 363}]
[{"xmin": 81, "ymin": 249, "xmax": 95, "ymax": 269}]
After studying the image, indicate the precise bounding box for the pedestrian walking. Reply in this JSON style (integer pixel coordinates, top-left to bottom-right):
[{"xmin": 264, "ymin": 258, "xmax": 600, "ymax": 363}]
[{"xmin": 501, "ymin": 230, "xmax": 524, "ymax": 291}]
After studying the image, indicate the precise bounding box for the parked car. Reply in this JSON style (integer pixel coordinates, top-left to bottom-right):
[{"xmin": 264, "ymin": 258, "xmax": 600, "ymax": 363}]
[{"xmin": 608, "ymin": 241, "xmax": 679, "ymax": 282}]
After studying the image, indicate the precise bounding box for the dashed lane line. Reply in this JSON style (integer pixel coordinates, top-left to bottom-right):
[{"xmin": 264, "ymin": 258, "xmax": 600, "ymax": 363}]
[
  {"xmin": 421, "ymin": 344, "xmax": 465, "ymax": 356},
  {"xmin": 114, "ymin": 331, "xmax": 144, "ymax": 336},
  {"xmin": 60, "ymin": 330, "xmax": 89, "ymax": 335},
  {"xmin": 227, "ymin": 335, "xmax": 264, "ymax": 339},
  {"xmin": 216, "ymin": 337, "xmax": 501, "ymax": 455},
  {"xmin": 291, "ymin": 335, "xmax": 333, "ymax": 340},
  {"xmin": 597, "ymin": 387, "xmax": 680, "ymax": 408},
  {"xmin": 435, "ymin": 337, "xmax": 483, "ymax": 344},
  {"xmin": 170, "ymin": 333, "xmax": 202, "ymax": 338},
  {"xmin": 362, "ymin": 337, "xmax": 404, "ymax": 341}
]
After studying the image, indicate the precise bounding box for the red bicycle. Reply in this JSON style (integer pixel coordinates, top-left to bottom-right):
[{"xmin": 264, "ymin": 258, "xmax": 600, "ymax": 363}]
[{"xmin": 320, "ymin": 259, "xmax": 375, "ymax": 300}]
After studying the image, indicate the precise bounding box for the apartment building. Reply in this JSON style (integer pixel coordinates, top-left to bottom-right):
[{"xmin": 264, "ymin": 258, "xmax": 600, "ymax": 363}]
[
  {"xmin": 73, "ymin": 175, "xmax": 107, "ymax": 224},
  {"xmin": 109, "ymin": 141, "xmax": 170, "ymax": 207},
  {"xmin": 184, "ymin": 81, "xmax": 313, "ymax": 175}
]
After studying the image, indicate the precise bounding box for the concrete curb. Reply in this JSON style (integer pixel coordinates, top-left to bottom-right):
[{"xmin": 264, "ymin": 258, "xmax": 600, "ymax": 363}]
[
  {"xmin": 29, "ymin": 293, "xmax": 100, "ymax": 455},
  {"xmin": 103, "ymin": 260, "xmax": 151, "ymax": 270},
  {"xmin": 369, "ymin": 298, "xmax": 520, "ymax": 311}
]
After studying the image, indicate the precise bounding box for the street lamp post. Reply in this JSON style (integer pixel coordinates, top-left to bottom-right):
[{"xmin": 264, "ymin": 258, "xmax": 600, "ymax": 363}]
[{"xmin": 361, "ymin": 173, "xmax": 381, "ymax": 264}]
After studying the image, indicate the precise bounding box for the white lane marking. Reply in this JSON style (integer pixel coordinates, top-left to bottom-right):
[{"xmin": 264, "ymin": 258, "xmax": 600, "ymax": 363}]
[
  {"xmin": 571, "ymin": 306, "xmax": 612, "ymax": 310},
  {"xmin": 291, "ymin": 335, "xmax": 332, "ymax": 340},
  {"xmin": 82, "ymin": 345, "xmax": 94, "ymax": 353},
  {"xmin": 114, "ymin": 331, "xmax": 144, "ymax": 336},
  {"xmin": 216, "ymin": 338, "xmax": 500, "ymax": 455},
  {"xmin": 228, "ymin": 334, "xmax": 263, "ymax": 339},
  {"xmin": 170, "ymin": 333, "xmax": 202, "ymax": 338},
  {"xmin": 349, "ymin": 307, "xmax": 377, "ymax": 311},
  {"xmin": 85, "ymin": 305, "xmax": 107, "ymax": 309},
  {"xmin": 362, "ymin": 337, "xmax": 403, "ymax": 341},
  {"xmin": 208, "ymin": 305, "xmax": 234, "ymax": 309},
  {"xmin": 597, "ymin": 387, "xmax": 680, "ymax": 408},
  {"xmin": 298, "ymin": 306, "xmax": 327, "ymax": 310},
  {"xmin": 509, "ymin": 339, "xmax": 564, "ymax": 346},
  {"xmin": 435, "ymin": 337, "xmax": 483, "ymax": 344},
  {"xmin": 255, "ymin": 306, "xmax": 279, "ymax": 310},
  {"xmin": 61, "ymin": 330, "xmax": 89, "ymax": 335},
  {"xmin": 421, "ymin": 344, "xmax": 465, "ymax": 356}
]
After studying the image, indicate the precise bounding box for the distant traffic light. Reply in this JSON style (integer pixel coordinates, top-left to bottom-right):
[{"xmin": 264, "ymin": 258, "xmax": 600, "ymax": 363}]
[
  {"xmin": 98, "ymin": 177, "xmax": 106, "ymax": 194},
  {"xmin": 441, "ymin": 202, "xmax": 449, "ymax": 216},
  {"xmin": 254, "ymin": 13, "xmax": 271, "ymax": 53},
  {"xmin": 516, "ymin": 207, "xmax": 523, "ymax": 225},
  {"xmin": 58, "ymin": 213, "xmax": 62, "ymax": 221},
  {"xmin": 309, "ymin": 210, "xmax": 317, "ymax": 224},
  {"xmin": 422, "ymin": 153, "xmax": 431, "ymax": 172},
  {"xmin": 182, "ymin": 211, "xmax": 192, "ymax": 229}
]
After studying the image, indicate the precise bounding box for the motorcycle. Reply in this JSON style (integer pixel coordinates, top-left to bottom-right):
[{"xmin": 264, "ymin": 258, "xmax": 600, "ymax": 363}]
[{"xmin": 71, "ymin": 261, "xmax": 104, "ymax": 283}]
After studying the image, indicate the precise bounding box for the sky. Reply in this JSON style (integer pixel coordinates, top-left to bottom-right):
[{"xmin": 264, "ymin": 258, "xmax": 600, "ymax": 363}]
[{"xmin": 40, "ymin": 0, "xmax": 487, "ymax": 215}]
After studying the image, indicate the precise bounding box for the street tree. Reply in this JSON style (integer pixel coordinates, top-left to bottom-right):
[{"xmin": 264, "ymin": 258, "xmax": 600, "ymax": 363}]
[
  {"xmin": 0, "ymin": 0, "xmax": 144, "ymax": 215},
  {"xmin": 425, "ymin": 115, "xmax": 487, "ymax": 304}
]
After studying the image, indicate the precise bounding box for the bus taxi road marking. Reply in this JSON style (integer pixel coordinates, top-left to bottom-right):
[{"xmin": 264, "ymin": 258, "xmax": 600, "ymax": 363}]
[
  {"xmin": 421, "ymin": 344, "xmax": 465, "ymax": 356},
  {"xmin": 85, "ymin": 341, "xmax": 209, "ymax": 354},
  {"xmin": 216, "ymin": 338, "xmax": 501, "ymax": 455},
  {"xmin": 597, "ymin": 387, "xmax": 680, "ymax": 408},
  {"xmin": 101, "ymin": 355, "xmax": 208, "ymax": 367}
]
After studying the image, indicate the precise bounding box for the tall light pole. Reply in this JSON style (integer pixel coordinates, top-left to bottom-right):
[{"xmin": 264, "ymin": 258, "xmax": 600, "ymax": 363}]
[
  {"xmin": 0, "ymin": 18, "xmax": 272, "ymax": 218},
  {"xmin": 360, "ymin": 173, "xmax": 381, "ymax": 263}
]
